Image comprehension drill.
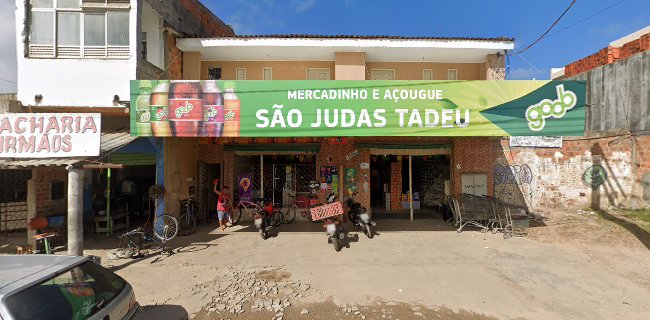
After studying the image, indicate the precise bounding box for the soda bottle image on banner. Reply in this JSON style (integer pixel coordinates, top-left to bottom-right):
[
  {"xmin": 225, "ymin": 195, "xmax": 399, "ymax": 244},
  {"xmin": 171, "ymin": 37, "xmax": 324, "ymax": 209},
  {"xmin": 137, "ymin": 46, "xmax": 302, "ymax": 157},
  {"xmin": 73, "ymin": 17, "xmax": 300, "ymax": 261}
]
[
  {"xmin": 150, "ymin": 81, "xmax": 172, "ymax": 136},
  {"xmin": 223, "ymin": 82, "xmax": 240, "ymax": 137},
  {"xmin": 169, "ymin": 80, "xmax": 203, "ymax": 137},
  {"xmin": 136, "ymin": 80, "xmax": 153, "ymax": 136},
  {"xmin": 201, "ymin": 80, "xmax": 224, "ymax": 137}
]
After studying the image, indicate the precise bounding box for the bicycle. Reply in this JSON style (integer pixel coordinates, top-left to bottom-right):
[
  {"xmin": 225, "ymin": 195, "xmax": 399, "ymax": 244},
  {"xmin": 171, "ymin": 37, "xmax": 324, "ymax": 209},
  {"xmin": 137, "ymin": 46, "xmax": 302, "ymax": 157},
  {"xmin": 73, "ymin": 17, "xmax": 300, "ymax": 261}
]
[
  {"xmin": 282, "ymin": 193, "xmax": 322, "ymax": 224},
  {"xmin": 108, "ymin": 213, "xmax": 178, "ymax": 260},
  {"xmin": 179, "ymin": 197, "xmax": 197, "ymax": 234},
  {"xmin": 227, "ymin": 198, "xmax": 262, "ymax": 224}
]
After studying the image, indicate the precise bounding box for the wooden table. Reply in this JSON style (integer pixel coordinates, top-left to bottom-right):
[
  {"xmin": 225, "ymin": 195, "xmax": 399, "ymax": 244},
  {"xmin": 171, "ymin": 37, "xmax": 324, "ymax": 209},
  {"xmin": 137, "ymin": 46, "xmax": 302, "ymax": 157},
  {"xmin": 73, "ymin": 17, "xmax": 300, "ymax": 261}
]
[{"xmin": 94, "ymin": 212, "xmax": 130, "ymax": 235}]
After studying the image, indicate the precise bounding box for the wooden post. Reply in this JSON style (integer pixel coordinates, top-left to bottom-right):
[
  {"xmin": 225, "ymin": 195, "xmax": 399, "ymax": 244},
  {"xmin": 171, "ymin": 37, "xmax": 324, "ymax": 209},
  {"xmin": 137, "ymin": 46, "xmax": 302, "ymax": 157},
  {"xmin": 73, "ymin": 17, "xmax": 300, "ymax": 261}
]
[{"xmin": 409, "ymin": 155, "xmax": 413, "ymax": 221}]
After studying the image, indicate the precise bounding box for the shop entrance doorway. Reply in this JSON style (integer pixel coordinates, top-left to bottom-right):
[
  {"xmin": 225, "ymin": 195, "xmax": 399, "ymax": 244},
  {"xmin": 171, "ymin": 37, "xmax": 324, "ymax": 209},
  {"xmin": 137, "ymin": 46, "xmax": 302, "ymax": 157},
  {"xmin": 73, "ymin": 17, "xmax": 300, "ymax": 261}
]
[
  {"xmin": 233, "ymin": 154, "xmax": 317, "ymax": 208},
  {"xmin": 369, "ymin": 151, "xmax": 451, "ymax": 221}
]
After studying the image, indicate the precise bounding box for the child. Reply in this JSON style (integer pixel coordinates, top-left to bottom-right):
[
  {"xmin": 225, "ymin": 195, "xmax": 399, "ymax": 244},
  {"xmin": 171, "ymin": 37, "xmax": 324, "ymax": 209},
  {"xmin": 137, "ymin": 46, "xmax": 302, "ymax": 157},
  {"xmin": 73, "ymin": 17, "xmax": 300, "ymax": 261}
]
[{"xmin": 213, "ymin": 180, "xmax": 230, "ymax": 231}]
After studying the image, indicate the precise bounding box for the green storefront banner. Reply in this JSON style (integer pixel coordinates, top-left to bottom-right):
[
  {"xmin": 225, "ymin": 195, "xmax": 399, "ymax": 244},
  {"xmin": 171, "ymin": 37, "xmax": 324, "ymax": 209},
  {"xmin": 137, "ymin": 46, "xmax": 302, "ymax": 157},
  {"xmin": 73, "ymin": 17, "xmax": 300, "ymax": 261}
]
[{"xmin": 130, "ymin": 80, "xmax": 586, "ymax": 137}]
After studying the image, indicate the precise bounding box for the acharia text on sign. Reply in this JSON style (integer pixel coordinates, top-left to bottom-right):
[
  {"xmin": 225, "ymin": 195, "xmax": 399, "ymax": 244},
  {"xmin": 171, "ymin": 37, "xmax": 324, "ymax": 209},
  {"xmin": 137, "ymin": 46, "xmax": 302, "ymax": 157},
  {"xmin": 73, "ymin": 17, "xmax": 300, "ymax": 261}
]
[{"xmin": 0, "ymin": 113, "xmax": 101, "ymax": 158}]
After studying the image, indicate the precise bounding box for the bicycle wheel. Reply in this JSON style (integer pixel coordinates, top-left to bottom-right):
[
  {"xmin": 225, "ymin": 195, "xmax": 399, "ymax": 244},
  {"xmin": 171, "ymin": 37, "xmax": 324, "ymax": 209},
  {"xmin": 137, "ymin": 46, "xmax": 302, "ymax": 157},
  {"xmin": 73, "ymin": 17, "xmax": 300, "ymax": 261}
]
[
  {"xmin": 180, "ymin": 213, "xmax": 197, "ymax": 233},
  {"xmin": 282, "ymin": 205, "xmax": 297, "ymax": 224},
  {"xmin": 238, "ymin": 204, "xmax": 256, "ymax": 223},
  {"xmin": 154, "ymin": 214, "xmax": 179, "ymax": 241}
]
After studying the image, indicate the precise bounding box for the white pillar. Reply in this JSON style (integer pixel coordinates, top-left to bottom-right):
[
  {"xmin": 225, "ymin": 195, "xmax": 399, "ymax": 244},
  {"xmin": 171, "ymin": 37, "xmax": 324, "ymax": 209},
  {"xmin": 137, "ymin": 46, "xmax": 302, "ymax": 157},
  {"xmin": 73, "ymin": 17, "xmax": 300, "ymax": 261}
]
[
  {"xmin": 409, "ymin": 155, "xmax": 413, "ymax": 221},
  {"xmin": 67, "ymin": 168, "xmax": 84, "ymax": 256}
]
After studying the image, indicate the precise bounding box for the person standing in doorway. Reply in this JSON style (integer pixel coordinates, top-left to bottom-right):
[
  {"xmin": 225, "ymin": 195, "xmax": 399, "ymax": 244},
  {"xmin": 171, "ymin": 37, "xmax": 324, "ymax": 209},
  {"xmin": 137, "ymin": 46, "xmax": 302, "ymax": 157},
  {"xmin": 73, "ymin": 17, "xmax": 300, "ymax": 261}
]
[{"xmin": 213, "ymin": 179, "xmax": 230, "ymax": 231}]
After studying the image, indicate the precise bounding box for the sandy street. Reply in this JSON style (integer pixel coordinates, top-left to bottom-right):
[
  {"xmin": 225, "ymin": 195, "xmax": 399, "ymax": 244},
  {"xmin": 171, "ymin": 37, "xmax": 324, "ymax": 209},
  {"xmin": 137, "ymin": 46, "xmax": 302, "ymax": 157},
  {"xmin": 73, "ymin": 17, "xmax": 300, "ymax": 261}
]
[{"xmin": 83, "ymin": 213, "xmax": 650, "ymax": 320}]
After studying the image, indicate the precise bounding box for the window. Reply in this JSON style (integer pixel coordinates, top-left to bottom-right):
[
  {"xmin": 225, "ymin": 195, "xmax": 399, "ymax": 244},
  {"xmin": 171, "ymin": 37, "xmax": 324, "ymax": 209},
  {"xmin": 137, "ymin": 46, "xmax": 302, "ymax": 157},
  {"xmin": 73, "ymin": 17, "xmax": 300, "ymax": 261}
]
[
  {"xmin": 84, "ymin": 13, "xmax": 105, "ymax": 46},
  {"xmin": 236, "ymin": 68, "xmax": 247, "ymax": 80},
  {"xmin": 306, "ymin": 68, "xmax": 331, "ymax": 80},
  {"xmin": 447, "ymin": 69, "xmax": 458, "ymax": 80},
  {"xmin": 4, "ymin": 262, "xmax": 127, "ymax": 320},
  {"xmin": 208, "ymin": 67, "xmax": 222, "ymax": 80},
  {"xmin": 423, "ymin": 69, "xmax": 433, "ymax": 80},
  {"xmin": 51, "ymin": 181, "xmax": 65, "ymax": 200},
  {"xmin": 141, "ymin": 32, "xmax": 147, "ymax": 59},
  {"xmin": 28, "ymin": 0, "xmax": 131, "ymax": 59},
  {"xmin": 263, "ymin": 67, "xmax": 272, "ymax": 80},
  {"xmin": 371, "ymin": 69, "xmax": 395, "ymax": 80}
]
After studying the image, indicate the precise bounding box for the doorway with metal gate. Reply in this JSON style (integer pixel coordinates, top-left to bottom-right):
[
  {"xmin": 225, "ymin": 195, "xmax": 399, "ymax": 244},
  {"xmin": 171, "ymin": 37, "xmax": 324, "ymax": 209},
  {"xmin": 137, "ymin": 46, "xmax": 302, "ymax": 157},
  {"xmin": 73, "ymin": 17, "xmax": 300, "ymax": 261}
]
[{"xmin": 233, "ymin": 154, "xmax": 317, "ymax": 207}]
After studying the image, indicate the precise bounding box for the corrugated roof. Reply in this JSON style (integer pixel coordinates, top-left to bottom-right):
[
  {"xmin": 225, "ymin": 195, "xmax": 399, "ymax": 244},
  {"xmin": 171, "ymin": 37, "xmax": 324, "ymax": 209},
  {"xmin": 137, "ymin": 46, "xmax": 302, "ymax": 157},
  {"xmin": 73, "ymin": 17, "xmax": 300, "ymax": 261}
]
[
  {"xmin": 225, "ymin": 34, "xmax": 515, "ymax": 42},
  {"xmin": 0, "ymin": 129, "xmax": 138, "ymax": 169}
]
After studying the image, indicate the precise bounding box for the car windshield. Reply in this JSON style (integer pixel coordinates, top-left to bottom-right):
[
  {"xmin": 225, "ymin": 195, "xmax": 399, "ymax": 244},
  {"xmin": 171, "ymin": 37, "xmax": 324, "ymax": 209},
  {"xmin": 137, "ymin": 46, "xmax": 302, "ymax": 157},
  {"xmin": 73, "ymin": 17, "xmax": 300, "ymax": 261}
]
[{"xmin": 4, "ymin": 261, "xmax": 127, "ymax": 320}]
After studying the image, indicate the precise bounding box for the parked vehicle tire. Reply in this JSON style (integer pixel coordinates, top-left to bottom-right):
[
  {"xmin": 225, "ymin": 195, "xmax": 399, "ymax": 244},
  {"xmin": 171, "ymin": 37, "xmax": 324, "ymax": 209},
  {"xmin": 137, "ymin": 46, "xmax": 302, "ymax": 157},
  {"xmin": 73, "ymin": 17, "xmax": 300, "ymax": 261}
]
[
  {"xmin": 331, "ymin": 235, "xmax": 341, "ymax": 252},
  {"xmin": 364, "ymin": 223, "xmax": 373, "ymax": 239},
  {"xmin": 260, "ymin": 230, "xmax": 268, "ymax": 240},
  {"xmin": 180, "ymin": 215, "xmax": 196, "ymax": 234},
  {"xmin": 282, "ymin": 206, "xmax": 297, "ymax": 224},
  {"xmin": 272, "ymin": 212, "xmax": 283, "ymax": 228}
]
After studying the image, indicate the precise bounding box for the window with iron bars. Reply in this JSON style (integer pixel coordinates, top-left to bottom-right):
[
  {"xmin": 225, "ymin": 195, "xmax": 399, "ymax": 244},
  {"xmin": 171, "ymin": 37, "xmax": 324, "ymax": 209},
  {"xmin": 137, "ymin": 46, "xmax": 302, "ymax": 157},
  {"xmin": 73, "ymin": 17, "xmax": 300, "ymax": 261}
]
[{"xmin": 28, "ymin": 0, "xmax": 131, "ymax": 59}]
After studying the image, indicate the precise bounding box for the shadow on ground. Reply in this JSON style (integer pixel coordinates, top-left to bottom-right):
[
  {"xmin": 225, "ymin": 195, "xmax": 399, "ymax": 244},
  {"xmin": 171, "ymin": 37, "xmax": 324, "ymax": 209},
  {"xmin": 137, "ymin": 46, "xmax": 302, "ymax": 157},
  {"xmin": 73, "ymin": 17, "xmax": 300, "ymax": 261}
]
[
  {"xmin": 598, "ymin": 210, "xmax": 650, "ymax": 250},
  {"xmin": 139, "ymin": 304, "xmax": 189, "ymax": 320}
]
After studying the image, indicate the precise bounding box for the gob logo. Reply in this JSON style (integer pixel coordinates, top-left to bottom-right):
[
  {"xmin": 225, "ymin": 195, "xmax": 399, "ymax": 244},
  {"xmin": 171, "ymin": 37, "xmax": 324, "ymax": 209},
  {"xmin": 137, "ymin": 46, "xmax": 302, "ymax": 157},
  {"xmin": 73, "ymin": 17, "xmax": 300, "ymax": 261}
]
[{"xmin": 526, "ymin": 84, "xmax": 577, "ymax": 131}]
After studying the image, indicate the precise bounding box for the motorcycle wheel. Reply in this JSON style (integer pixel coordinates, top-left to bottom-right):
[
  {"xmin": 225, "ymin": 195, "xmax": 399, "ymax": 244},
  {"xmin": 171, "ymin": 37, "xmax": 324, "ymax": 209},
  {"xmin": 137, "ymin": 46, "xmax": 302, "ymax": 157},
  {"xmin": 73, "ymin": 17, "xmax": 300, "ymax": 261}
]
[
  {"xmin": 272, "ymin": 212, "xmax": 283, "ymax": 228},
  {"xmin": 331, "ymin": 235, "xmax": 341, "ymax": 252},
  {"xmin": 260, "ymin": 229, "xmax": 267, "ymax": 240},
  {"xmin": 364, "ymin": 223, "xmax": 373, "ymax": 239}
]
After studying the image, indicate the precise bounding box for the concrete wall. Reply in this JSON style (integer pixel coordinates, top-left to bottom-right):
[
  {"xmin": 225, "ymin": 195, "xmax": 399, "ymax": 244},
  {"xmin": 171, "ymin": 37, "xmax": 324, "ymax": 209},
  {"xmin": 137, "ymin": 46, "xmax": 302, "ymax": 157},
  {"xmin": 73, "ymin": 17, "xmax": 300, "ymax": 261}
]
[
  {"xmin": 164, "ymin": 138, "xmax": 199, "ymax": 217},
  {"xmin": 0, "ymin": 94, "xmax": 17, "ymax": 113},
  {"xmin": 198, "ymin": 61, "xmax": 487, "ymax": 80},
  {"xmin": 365, "ymin": 62, "xmax": 484, "ymax": 80},
  {"xmin": 15, "ymin": 0, "xmax": 139, "ymax": 107},
  {"xmin": 200, "ymin": 61, "xmax": 337, "ymax": 80},
  {"xmin": 571, "ymin": 51, "xmax": 650, "ymax": 132},
  {"xmin": 142, "ymin": 1, "xmax": 165, "ymax": 69},
  {"xmin": 447, "ymin": 136, "xmax": 650, "ymax": 211},
  {"xmin": 335, "ymin": 52, "xmax": 366, "ymax": 80}
]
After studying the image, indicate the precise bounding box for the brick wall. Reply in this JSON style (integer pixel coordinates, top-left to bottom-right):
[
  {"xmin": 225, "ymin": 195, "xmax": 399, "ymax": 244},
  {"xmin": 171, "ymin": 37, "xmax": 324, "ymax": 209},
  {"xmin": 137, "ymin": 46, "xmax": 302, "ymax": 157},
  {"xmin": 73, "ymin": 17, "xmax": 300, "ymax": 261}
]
[
  {"xmin": 390, "ymin": 161, "xmax": 402, "ymax": 211},
  {"xmin": 565, "ymin": 33, "xmax": 650, "ymax": 77},
  {"xmin": 493, "ymin": 135, "xmax": 650, "ymax": 211},
  {"xmin": 29, "ymin": 167, "xmax": 67, "ymax": 217},
  {"xmin": 452, "ymin": 137, "xmax": 498, "ymax": 197}
]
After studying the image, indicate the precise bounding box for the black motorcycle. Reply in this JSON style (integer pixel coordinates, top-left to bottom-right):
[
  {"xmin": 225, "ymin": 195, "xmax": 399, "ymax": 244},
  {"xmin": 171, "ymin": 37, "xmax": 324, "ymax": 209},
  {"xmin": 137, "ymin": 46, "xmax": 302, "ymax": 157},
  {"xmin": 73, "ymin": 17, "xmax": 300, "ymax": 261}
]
[{"xmin": 346, "ymin": 192, "xmax": 376, "ymax": 239}]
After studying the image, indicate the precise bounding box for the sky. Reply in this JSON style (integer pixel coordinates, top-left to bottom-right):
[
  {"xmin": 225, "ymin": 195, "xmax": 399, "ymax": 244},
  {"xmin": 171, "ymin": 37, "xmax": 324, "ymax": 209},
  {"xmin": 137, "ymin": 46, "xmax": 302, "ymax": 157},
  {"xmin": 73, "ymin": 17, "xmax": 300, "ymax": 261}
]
[{"xmin": 0, "ymin": 0, "xmax": 649, "ymax": 93}]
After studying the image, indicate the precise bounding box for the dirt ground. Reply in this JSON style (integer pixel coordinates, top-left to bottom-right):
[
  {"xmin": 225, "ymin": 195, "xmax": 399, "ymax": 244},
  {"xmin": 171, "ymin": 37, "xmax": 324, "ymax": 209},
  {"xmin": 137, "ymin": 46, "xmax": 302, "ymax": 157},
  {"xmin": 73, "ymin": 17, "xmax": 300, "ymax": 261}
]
[{"xmin": 5, "ymin": 209, "xmax": 649, "ymax": 320}]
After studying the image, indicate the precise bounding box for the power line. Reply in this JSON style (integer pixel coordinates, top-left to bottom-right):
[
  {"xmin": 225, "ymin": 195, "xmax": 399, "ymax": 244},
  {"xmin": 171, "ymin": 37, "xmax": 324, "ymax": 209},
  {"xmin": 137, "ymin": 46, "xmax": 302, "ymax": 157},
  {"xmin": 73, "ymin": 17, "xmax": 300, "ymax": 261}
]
[
  {"xmin": 515, "ymin": 0, "xmax": 577, "ymax": 54},
  {"xmin": 545, "ymin": 0, "xmax": 631, "ymax": 40},
  {"xmin": 0, "ymin": 77, "xmax": 16, "ymax": 84}
]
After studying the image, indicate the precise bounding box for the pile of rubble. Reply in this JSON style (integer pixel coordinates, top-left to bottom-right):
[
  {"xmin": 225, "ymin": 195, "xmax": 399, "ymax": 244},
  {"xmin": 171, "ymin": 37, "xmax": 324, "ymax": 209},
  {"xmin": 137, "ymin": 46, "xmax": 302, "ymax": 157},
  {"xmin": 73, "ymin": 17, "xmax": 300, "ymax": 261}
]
[{"xmin": 201, "ymin": 266, "xmax": 314, "ymax": 320}]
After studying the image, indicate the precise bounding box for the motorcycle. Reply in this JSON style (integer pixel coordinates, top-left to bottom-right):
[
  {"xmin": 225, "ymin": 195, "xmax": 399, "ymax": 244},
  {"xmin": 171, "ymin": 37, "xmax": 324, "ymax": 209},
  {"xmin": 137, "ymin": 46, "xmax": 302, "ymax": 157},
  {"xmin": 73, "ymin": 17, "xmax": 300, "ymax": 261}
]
[
  {"xmin": 254, "ymin": 201, "xmax": 283, "ymax": 240},
  {"xmin": 317, "ymin": 192, "xmax": 345, "ymax": 252},
  {"xmin": 346, "ymin": 192, "xmax": 376, "ymax": 239}
]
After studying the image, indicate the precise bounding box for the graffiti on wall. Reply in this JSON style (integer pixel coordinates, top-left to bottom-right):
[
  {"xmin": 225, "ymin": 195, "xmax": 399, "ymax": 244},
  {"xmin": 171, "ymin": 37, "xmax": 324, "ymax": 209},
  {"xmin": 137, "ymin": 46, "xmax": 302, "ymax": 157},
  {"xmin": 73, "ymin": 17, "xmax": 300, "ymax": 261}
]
[
  {"xmin": 582, "ymin": 165, "xmax": 608, "ymax": 190},
  {"xmin": 493, "ymin": 164, "xmax": 534, "ymax": 207},
  {"xmin": 642, "ymin": 173, "xmax": 650, "ymax": 201}
]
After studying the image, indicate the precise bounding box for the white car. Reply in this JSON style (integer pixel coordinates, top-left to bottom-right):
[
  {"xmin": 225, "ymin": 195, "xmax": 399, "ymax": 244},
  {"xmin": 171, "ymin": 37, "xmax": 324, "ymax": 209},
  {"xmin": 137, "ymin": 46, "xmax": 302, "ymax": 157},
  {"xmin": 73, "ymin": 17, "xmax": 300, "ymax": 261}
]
[{"xmin": 0, "ymin": 255, "xmax": 139, "ymax": 320}]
